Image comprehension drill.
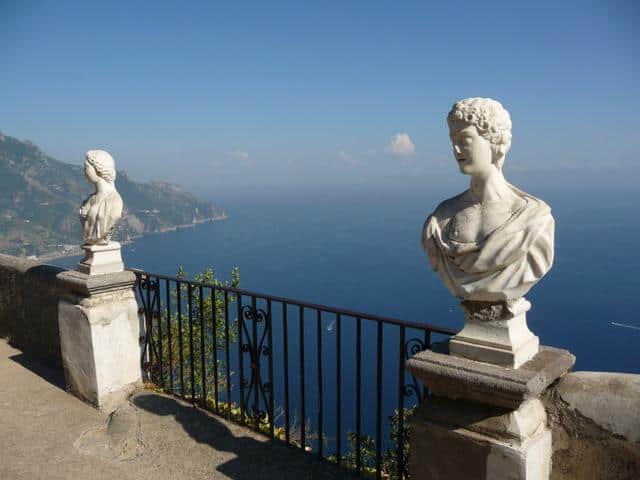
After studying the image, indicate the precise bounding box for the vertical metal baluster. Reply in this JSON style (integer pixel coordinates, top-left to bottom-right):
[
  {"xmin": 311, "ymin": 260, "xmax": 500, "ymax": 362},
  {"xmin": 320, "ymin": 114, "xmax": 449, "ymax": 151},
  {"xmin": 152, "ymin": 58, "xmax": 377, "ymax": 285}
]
[
  {"xmin": 237, "ymin": 294, "xmax": 245, "ymax": 423},
  {"xmin": 376, "ymin": 320, "xmax": 383, "ymax": 479},
  {"xmin": 211, "ymin": 287, "xmax": 219, "ymax": 413},
  {"xmin": 423, "ymin": 330, "xmax": 431, "ymax": 398},
  {"xmin": 397, "ymin": 325, "xmax": 406, "ymax": 480},
  {"xmin": 267, "ymin": 299, "xmax": 274, "ymax": 438},
  {"xmin": 299, "ymin": 305, "xmax": 306, "ymax": 451},
  {"xmin": 283, "ymin": 303, "xmax": 290, "ymax": 444},
  {"xmin": 177, "ymin": 282, "xmax": 185, "ymax": 398},
  {"xmin": 144, "ymin": 276, "xmax": 152, "ymax": 375},
  {"xmin": 188, "ymin": 284, "xmax": 195, "ymax": 403},
  {"xmin": 316, "ymin": 309, "xmax": 324, "ymax": 459},
  {"xmin": 251, "ymin": 296, "xmax": 259, "ymax": 424},
  {"xmin": 154, "ymin": 277, "xmax": 163, "ymax": 389},
  {"xmin": 224, "ymin": 290, "xmax": 231, "ymax": 421},
  {"xmin": 165, "ymin": 279, "xmax": 173, "ymax": 394},
  {"xmin": 336, "ymin": 313, "xmax": 342, "ymax": 466},
  {"xmin": 355, "ymin": 316, "xmax": 362, "ymax": 475},
  {"xmin": 199, "ymin": 285, "xmax": 207, "ymax": 409}
]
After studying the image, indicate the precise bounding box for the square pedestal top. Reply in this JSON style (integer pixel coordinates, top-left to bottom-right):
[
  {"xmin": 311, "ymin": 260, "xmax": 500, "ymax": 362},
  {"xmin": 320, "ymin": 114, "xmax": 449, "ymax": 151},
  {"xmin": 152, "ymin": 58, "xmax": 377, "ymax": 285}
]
[{"xmin": 406, "ymin": 343, "xmax": 575, "ymax": 409}]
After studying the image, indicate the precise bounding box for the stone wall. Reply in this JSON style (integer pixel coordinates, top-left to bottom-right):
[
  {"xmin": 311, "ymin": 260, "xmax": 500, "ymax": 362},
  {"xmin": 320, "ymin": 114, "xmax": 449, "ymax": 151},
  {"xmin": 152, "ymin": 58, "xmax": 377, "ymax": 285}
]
[
  {"xmin": 0, "ymin": 254, "xmax": 66, "ymax": 367},
  {"xmin": 544, "ymin": 371, "xmax": 640, "ymax": 480}
]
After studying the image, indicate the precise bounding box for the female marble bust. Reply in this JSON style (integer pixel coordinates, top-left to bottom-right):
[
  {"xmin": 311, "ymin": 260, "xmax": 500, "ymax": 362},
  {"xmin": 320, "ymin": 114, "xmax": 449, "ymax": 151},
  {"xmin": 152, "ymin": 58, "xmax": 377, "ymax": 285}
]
[
  {"xmin": 79, "ymin": 150, "xmax": 123, "ymax": 245},
  {"xmin": 422, "ymin": 98, "xmax": 554, "ymax": 302}
]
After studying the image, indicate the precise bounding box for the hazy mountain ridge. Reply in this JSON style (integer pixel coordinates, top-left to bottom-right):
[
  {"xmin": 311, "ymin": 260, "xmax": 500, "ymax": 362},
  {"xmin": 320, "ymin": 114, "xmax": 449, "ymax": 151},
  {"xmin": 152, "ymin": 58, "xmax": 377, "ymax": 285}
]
[{"xmin": 0, "ymin": 132, "xmax": 224, "ymax": 257}]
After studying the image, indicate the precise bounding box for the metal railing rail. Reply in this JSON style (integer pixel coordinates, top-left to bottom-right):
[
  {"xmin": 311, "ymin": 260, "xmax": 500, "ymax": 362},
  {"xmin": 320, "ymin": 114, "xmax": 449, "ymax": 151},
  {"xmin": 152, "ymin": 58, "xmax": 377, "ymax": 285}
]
[{"xmin": 132, "ymin": 268, "xmax": 456, "ymax": 479}]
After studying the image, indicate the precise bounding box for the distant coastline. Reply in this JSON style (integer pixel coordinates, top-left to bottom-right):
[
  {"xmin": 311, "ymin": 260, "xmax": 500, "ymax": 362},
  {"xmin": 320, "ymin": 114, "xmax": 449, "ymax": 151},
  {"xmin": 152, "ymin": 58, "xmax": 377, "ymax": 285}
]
[{"xmin": 36, "ymin": 214, "xmax": 227, "ymax": 262}]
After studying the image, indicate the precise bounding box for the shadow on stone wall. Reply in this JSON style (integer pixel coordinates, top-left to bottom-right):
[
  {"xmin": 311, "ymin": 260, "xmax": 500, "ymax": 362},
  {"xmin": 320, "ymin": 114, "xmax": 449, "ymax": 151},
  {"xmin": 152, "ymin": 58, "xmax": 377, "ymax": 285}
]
[{"xmin": 0, "ymin": 254, "xmax": 65, "ymax": 367}]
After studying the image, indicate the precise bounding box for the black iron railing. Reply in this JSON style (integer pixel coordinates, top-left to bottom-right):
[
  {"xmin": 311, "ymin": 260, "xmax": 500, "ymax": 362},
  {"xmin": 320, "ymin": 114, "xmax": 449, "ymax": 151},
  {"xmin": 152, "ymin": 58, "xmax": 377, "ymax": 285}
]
[{"xmin": 132, "ymin": 269, "xmax": 456, "ymax": 479}]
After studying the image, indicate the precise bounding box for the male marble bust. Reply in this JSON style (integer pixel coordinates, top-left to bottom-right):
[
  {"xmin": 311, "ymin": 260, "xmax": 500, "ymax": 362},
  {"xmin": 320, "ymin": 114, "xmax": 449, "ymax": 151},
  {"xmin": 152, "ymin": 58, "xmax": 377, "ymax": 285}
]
[
  {"xmin": 422, "ymin": 98, "xmax": 555, "ymax": 366},
  {"xmin": 422, "ymin": 98, "xmax": 554, "ymax": 303}
]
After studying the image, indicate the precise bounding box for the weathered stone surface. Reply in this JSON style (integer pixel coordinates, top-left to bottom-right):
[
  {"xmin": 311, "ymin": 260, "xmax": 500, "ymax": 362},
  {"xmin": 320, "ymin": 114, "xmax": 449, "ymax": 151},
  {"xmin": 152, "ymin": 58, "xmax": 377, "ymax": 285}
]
[
  {"xmin": 57, "ymin": 270, "xmax": 142, "ymax": 410},
  {"xmin": 417, "ymin": 396, "xmax": 547, "ymax": 443},
  {"xmin": 406, "ymin": 344, "xmax": 575, "ymax": 409},
  {"xmin": 57, "ymin": 268, "xmax": 136, "ymax": 297},
  {"xmin": 555, "ymin": 371, "xmax": 640, "ymax": 443},
  {"xmin": 410, "ymin": 396, "xmax": 551, "ymax": 479},
  {"xmin": 0, "ymin": 254, "xmax": 65, "ymax": 367},
  {"xmin": 543, "ymin": 371, "xmax": 640, "ymax": 480}
]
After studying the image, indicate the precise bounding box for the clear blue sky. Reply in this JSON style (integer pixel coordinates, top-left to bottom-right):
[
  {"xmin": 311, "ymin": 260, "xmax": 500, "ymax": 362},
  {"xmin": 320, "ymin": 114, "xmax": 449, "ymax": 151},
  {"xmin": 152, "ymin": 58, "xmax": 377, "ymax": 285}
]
[{"xmin": 1, "ymin": 0, "xmax": 637, "ymax": 194}]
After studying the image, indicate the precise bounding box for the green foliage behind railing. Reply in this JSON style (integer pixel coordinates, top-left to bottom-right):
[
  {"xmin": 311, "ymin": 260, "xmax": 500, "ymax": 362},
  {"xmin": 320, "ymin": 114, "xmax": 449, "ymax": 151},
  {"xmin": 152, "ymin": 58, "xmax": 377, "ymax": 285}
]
[{"xmin": 150, "ymin": 266, "xmax": 240, "ymax": 396}]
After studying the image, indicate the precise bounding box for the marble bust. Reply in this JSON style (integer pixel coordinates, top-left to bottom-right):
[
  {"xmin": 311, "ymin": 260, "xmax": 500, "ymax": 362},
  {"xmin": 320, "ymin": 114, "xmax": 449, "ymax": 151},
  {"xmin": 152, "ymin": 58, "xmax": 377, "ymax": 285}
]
[
  {"xmin": 422, "ymin": 98, "xmax": 555, "ymax": 367},
  {"xmin": 422, "ymin": 98, "xmax": 554, "ymax": 303},
  {"xmin": 79, "ymin": 150, "xmax": 123, "ymax": 245}
]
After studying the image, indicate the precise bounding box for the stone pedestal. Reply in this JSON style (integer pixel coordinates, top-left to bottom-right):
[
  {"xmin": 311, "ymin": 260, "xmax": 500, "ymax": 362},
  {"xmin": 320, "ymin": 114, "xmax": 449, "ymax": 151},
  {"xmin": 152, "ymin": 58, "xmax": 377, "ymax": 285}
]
[
  {"xmin": 449, "ymin": 298, "xmax": 539, "ymax": 369},
  {"xmin": 57, "ymin": 270, "xmax": 142, "ymax": 410},
  {"xmin": 411, "ymin": 397, "xmax": 551, "ymax": 480},
  {"xmin": 77, "ymin": 241, "xmax": 124, "ymax": 275},
  {"xmin": 406, "ymin": 343, "xmax": 575, "ymax": 480}
]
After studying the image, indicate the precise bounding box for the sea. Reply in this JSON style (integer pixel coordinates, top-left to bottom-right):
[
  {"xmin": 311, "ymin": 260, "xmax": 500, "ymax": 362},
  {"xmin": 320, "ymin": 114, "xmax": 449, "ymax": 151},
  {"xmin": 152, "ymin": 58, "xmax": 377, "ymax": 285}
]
[{"xmin": 52, "ymin": 179, "xmax": 639, "ymax": 456}]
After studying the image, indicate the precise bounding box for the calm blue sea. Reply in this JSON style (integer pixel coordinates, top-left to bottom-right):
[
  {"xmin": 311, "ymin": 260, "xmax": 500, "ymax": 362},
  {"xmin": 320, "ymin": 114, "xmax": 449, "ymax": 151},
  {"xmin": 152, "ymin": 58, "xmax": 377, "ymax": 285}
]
[{"xmin": 56, "ymin": 183, "xmax": 639, "ymax": 374}]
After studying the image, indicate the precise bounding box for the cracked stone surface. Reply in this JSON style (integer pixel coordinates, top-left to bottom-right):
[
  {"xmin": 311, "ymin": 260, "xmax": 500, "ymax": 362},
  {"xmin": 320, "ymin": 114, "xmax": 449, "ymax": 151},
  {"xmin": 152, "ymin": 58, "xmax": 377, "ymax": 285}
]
[
  {"xmin": 0, "ymin": 339, "xmax": 350, "ymax": 480},
  {"xmin": 543, "ymin": 373, "xmax": 640, "ymax": 480}
]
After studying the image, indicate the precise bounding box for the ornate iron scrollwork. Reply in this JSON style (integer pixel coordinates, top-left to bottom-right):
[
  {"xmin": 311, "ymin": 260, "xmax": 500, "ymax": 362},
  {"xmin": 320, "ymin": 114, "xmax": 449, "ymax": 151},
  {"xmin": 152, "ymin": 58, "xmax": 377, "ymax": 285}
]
[
  {"xmin": 137, "ymin": 275, "xmax": 160, "ymax": 375},
  {"xmin": 239, "ymin": 304, "xmax": 272, "ymax": 425},
  {"xmin": 403, "ymin": 337, "xmax": 428, "ymax": 403}
]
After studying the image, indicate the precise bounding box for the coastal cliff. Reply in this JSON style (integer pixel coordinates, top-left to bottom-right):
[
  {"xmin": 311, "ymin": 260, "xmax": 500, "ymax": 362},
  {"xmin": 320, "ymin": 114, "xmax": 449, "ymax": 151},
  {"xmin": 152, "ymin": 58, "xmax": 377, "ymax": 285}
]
[{"xmin": 0, "ymin": 132, "xmax": 224, "ymax": 257}]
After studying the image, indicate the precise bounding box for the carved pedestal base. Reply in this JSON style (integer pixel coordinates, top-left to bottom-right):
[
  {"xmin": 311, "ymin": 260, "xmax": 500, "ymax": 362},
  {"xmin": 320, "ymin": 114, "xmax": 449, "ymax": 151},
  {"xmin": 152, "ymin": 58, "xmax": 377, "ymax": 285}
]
[
  {"xmin": 77, "ymin": 241, "xmax": 124, "ymax": 275},
  {"xmin": 449, "ymin": 298, "xmax": 538, "ymax": 368}
]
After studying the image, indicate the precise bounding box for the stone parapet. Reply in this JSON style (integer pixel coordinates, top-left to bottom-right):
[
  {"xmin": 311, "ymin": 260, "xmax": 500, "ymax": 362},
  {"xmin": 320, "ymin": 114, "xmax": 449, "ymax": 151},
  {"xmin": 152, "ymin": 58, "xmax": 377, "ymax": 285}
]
[
  {"xmin": 0, "ymin": 254, "xmax": 65, "ymax": 366},
  {"xmin": 544, "ymin": 371, "xmax": 640, "ymax": 479}
]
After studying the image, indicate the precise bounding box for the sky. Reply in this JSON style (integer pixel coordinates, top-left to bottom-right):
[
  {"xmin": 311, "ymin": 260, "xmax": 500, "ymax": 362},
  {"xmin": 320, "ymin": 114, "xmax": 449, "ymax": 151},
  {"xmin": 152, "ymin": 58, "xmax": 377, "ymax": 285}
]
[{"xmin": 1, "ymin": 0, "xmax": 638, "ymax": 195}]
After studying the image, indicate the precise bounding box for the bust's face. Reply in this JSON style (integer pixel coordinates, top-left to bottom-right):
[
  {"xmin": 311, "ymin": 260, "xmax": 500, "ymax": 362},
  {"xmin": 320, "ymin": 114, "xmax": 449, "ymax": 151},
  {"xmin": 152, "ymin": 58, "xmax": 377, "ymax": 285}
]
[
  {"xmin": 84, "ymin": 161, "xmax": 100, "ymax": 184},
  {"xmin": 449, "ymin": 120, "xmax": 495, "ymax": 177}
]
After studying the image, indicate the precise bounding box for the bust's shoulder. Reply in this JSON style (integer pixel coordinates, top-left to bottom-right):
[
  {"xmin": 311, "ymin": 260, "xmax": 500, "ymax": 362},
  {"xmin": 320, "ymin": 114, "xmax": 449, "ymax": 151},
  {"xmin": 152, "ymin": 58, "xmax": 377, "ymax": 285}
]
[
  {"xmin": 508, "ymin": 184, "xmax": 552, "ymax": 216},
  {"xmin": 105, "ymin": 189, "xmax": 123, "ymax": 204},
  {"xmin": 431, "ymin": 190, "xmax": 471, "ymax": 220}
]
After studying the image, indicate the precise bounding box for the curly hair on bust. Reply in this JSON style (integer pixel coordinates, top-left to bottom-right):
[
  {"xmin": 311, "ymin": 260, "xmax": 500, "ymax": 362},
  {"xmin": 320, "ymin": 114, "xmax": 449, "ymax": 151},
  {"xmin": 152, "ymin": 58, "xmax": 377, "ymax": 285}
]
[
  {"xmin": 85, "ymin": 149, "xmax": 116, "ymax": 183},
  {"xmin": 447, "ymin": 98, "xmax": 512, "ymax": 168}
]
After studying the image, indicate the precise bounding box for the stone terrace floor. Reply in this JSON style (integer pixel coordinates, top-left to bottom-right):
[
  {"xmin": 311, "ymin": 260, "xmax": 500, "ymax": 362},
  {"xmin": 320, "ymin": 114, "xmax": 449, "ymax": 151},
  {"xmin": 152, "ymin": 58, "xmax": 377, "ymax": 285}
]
[{"xmin": 0, "ymin": 339, "xmax": 350, "ymax": 480}]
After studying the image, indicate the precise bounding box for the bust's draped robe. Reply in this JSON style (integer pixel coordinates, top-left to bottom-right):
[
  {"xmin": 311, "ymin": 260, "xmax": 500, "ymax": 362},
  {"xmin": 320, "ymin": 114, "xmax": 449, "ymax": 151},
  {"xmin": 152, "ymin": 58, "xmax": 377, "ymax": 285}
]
[
  {"xmin": 422, "ymin": 185, "xmax": 554, "ymax": 302},
  {"xmin": 79, "ymin": 190, "xmax": 123, "ymax": 245}
]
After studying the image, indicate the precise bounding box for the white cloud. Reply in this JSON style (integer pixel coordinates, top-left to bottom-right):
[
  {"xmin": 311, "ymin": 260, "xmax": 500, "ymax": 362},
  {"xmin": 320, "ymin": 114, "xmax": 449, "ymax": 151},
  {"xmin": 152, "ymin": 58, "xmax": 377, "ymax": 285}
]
[
  {"xmin": 338, "ymin": 150, "xmax": 360, "ymax": 167},
  {"xmin": 230, "ymin": 150, "xmax": 250, "ymax": 161},
  {"xmin": 228, "ymin": 149, "xmax": 255, "ymax": 168},
  {"xmin": 387, "ymin": 133, "xmax": 415, "ymax": 156}
]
